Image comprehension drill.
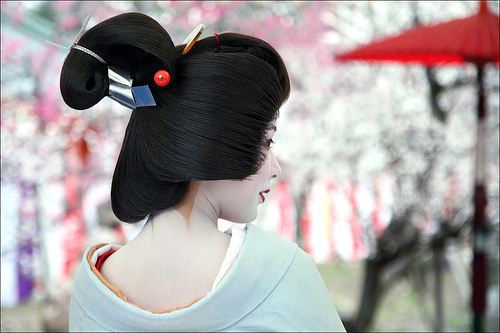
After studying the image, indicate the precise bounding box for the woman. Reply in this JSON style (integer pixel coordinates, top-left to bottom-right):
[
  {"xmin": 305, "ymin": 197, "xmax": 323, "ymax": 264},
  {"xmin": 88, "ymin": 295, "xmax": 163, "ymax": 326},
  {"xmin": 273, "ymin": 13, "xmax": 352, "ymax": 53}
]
[{"xmin": 60, "ymin": 12, "xmax": 345, "ymax": 332}]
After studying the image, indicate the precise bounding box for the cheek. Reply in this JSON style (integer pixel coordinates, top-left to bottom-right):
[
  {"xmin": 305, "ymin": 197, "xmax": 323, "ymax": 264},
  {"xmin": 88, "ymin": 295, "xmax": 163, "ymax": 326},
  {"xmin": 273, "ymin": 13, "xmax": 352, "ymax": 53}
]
[
  {"xmin": 255, "ymin": 152, "xmax": 272, "ymax": 179},
  {"xmin": 233, "ymin": 181, "xmax": 259, "ymax": 204},
  {"xmin": 219, "ymin": 181, "xmax": 260, "ymax": 223}
]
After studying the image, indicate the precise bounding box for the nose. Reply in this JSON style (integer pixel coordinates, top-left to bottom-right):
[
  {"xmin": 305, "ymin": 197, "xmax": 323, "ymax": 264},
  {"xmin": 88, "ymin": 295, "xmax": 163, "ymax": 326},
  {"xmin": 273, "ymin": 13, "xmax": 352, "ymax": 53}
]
[{"xmin": 269, "ymin": 149, "xmax": 282, "ymax": 179}]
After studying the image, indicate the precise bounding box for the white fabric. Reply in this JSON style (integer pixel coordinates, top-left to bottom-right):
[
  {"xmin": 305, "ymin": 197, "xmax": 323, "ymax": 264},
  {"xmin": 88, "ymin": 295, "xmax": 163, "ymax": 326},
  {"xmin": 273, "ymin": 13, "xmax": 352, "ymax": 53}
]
[
  {"xmin": 212, "ymin": 226, "xmax": 246, "ymax": 290},
  {"xmin": 90, "ymin": 244, "xmax": 122, "ymax": 265}
]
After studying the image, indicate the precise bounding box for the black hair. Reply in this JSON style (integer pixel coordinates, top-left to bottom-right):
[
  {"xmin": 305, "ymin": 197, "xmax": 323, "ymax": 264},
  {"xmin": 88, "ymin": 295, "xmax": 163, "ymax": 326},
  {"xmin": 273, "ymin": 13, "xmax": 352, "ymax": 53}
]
[{"xmin": 60, "ymin": 13, "xmax": 290, "ymax": 222}]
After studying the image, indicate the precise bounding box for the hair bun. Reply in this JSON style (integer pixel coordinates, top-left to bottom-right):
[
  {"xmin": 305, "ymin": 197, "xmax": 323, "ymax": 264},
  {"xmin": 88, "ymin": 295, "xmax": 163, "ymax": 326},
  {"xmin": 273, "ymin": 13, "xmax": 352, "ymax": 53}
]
[
  {"xmin": 60, "ymin": 51, "xmax": 108, "ymax": 110},
  {"xmin": 60, "ymin": 13, "xmax": 177, "ymax": 111}
]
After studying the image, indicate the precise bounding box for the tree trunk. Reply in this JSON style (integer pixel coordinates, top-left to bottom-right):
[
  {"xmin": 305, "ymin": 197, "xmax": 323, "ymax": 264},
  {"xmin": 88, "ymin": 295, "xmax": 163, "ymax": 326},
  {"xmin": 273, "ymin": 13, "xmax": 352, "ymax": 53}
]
[
  {"xmin": 343, "ymin": 214, "xmax": 420, "ymax": 332},
  {"xmin": 433, "ymin": 246, "xmax": 444, "ymax": 332},
  {"xmin": 352, "ymin": 258, "xmax": 383, "ymax": 332}
]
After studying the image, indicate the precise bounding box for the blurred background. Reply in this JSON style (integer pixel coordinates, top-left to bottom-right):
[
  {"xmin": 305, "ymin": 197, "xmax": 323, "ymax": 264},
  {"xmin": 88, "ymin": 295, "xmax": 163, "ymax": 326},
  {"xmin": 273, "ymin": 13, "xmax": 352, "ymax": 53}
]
[{"xmin": 1, "ymin": 1, "xmax": 499, "ymax": 332}]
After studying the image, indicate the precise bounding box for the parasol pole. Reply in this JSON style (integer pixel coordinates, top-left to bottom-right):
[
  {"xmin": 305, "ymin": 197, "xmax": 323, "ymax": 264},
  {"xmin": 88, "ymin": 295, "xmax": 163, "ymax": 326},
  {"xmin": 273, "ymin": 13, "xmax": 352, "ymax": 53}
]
[{"xmin": 471, "ymin": 63, "xmax": 489, "ymax": 333}]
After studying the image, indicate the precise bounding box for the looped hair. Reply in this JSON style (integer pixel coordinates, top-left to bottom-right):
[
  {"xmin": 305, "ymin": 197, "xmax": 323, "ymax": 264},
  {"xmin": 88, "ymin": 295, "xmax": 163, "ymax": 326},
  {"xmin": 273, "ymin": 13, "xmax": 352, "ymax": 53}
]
[{"xmin": 60, "ymin": 13, "xmax": 290, "ymax": 222}]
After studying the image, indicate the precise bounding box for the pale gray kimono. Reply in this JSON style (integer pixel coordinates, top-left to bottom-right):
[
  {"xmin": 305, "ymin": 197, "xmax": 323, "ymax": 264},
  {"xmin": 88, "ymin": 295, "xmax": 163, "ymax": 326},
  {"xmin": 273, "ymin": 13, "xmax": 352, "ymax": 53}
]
[{"xmin": 69, "ymin": 223, "xmax": 346, "ymax": 332}]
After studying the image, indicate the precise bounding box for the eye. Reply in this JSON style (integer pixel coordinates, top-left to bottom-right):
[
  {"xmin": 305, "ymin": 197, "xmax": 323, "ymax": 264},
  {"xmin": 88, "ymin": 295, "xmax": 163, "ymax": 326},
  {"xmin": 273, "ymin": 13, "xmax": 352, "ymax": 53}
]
[{"xmin": 265, "ymin": 139, "xmax": 275, "ymax": 148}]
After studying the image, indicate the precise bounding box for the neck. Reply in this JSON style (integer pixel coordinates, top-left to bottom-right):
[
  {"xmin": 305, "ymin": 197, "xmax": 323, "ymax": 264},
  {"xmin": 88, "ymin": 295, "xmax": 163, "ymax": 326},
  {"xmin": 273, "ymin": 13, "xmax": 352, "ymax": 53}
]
[
  {"xmin": 130, "ymin": 181, "xmax": 223, "ymax": 250},
  {"xmin": 101, "ymin": 182, "xmax": 232, "ymax": 311}
]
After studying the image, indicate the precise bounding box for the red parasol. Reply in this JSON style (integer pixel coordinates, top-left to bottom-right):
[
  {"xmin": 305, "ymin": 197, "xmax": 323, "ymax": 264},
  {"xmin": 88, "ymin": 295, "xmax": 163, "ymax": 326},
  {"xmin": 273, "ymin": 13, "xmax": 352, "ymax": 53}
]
[
  {"xmin": 336, "ymin": 2, "xmax": 499, "ymax": 332},
  {"xmin": 336, "ymin": 2, "xmax": 499, "ymax": 66}
]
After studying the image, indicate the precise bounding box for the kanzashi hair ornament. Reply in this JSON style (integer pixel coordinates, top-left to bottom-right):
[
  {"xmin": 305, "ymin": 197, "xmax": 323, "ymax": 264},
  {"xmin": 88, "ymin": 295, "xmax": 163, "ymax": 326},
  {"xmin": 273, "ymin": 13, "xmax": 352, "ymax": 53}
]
[
  {"xmin": 214, "ymin": 33, "xmax": 220, "ymax": 46},
  {"xmin": 46, "ymin": 15, "xmax": 107, "ymax": 65},
  {"xmin": 182, "ymin": 23, "xmax": 205, "ymax": 55},
  {"xmin": 108, "ymin": 65, "xmax": 156, "ymax": 110},
  {"xmin": 71, "ymin": 45, "xmax": 107, "ymax": 65},
  {"xmin": 154, "ymin": 70, "xmax": 171, "ymax": 87}
]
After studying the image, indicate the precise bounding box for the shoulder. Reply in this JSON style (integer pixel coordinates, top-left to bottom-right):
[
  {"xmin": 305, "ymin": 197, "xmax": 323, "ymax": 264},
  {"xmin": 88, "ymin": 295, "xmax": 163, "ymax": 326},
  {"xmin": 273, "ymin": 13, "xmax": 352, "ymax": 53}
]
[
  {"xmin": 242, "ymin": 224, "xmax": 326, "ymax": 303},
  {"xmin": 70, "ymin": 243, "xmax": 118, "ymax": 302},
  {"xmin": 232, "ymin": 224, "xmax": 346, "ymax": 331},
  {"xmin": 245, "ymin": 223, "xmax": 320, "ymax": 271},
  {"xmin": 70, "ymin": 244, "xmax": 126, "ymax": 332},
  {"xmin": 245, "ymin": 223, "xmax": 297, "ymax": 253}
]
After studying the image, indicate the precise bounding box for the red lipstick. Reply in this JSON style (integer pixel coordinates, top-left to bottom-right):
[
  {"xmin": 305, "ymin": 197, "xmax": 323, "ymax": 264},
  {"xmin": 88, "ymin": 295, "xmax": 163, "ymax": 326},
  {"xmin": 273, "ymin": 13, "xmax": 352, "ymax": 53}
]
[{"xmin": 259, "ymin": 189, "xmax": 271, "ymax": 203}]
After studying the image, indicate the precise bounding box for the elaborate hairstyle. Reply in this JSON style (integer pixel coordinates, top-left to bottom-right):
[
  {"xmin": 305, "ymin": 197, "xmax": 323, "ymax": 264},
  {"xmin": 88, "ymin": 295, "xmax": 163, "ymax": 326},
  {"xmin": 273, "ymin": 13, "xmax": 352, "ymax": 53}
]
[{"xmin": 60, "ymin": 13, "xmax": 290, "ymax": 222}]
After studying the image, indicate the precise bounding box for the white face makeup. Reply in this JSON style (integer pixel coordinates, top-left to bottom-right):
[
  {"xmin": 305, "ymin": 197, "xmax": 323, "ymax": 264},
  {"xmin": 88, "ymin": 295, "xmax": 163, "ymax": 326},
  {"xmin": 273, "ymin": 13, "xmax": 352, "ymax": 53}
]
[{"xmin": 199, "ymin": 127, "xmax": 281, "ymax": 223}]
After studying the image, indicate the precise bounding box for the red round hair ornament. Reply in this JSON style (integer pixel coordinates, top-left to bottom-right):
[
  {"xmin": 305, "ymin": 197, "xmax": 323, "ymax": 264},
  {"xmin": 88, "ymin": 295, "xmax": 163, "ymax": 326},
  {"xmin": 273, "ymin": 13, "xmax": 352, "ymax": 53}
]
[{"xmin": 154, "ymin": 70, "xmax": 171, "ymax": 87}]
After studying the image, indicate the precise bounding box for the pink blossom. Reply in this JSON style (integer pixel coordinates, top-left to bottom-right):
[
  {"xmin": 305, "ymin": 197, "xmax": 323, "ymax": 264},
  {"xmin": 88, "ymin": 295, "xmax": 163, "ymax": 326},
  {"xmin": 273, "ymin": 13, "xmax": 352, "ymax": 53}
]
[
  {"xmin": 1, "ymin": 34, "xmax": 26, "ymax": 63},
  {"xmin": 54, "ymin": 1, "xmax": 77, "ymax": 11},
  {"xmin": 60, "ymin": 15, "xmax": 81, "ymax": 31},
  {"xmin": 37, "ymin": 86, "xmax": 60, "ymax": 123}
]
